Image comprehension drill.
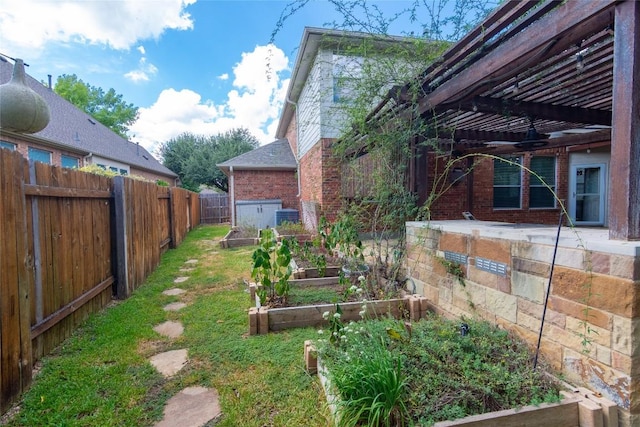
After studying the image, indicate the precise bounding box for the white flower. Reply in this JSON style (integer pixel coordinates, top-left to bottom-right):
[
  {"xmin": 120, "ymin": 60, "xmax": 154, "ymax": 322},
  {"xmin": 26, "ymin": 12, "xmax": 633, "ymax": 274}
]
[
  {"xmin": 359, "ymin": 310, "xmax": 366, "ymax": 318},
  {"xmin": 356, "ymin": 287, "xmax": 363, "ymax": 294},
  {"xmin": 333, "ymin": 331, "xmax": 339, "ymax": 337},
  {"xmin": 358, "ymin": 275, "xmax": 366, "ymax": 282},
  {"xmin": 333, "ymin": 312, "xmax": 341, "ymax": 319},
  {"xmin": 322, "ymin": 311, "xmax": 330, "ymax": 320},
  {"xmin": 340, "ymin": 335, "xmax": 347, "ymax": 340},
  {"xmin": 318, "ymin": 329, "xmax": 324, "ymax": 334},
  {"xmin": 349, "ymin": 285, "xmax": 358, "ymax": 292}
]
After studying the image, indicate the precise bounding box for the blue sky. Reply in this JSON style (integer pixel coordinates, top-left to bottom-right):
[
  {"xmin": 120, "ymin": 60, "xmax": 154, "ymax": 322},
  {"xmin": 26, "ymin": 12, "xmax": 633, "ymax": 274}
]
[{"xmin": 0, "ymin": 0, "xmax": 496, "ymax": 154}]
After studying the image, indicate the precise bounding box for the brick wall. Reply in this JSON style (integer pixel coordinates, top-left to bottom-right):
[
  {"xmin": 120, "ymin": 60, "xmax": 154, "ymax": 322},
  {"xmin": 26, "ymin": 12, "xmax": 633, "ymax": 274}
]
[
  {"xmin": 233, "ymin": 169, "xmax": 298, "ymax": 209},
  {"xmin": 426, "ymin": 148, "xmax": 570, "ymax": 225},
  {"xmin": 406, "ymin": 221, "xmax": 640, "ymax": 425},
  {"xmin": 284, "ymin": 114, "xmax": 298, "ymax": 156},
  {"xmin": 299, "ymin": 138, "xmax": 341, "ymax": 224}
]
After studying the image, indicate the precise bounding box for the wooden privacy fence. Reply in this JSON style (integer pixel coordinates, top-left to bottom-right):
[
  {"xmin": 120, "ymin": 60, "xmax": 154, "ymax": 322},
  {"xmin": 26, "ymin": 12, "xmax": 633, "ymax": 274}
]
[
  {"xmin": 0, "ymin": 149, "xmax": 198, "ymax": 413},
  {"xmin": 200, "ymin": 192, "xmax": 229, "ymax": 224}
]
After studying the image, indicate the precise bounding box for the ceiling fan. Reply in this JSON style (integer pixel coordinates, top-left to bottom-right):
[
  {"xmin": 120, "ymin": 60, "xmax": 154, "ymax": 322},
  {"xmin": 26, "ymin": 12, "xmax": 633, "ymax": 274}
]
[{"xmin": 514, "ymin": 117, "xmax": 549, "ymax": 150}]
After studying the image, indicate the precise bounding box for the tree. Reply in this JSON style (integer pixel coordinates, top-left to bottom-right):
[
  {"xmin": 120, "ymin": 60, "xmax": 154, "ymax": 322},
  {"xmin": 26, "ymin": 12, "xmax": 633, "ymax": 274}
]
[
  {"xmin": 159, "ymin": 128, "xmax": 260, "ymax": 192},
  {"xmin": 53, "ymin": 74, "xmax": 138, "ymax": 138}
]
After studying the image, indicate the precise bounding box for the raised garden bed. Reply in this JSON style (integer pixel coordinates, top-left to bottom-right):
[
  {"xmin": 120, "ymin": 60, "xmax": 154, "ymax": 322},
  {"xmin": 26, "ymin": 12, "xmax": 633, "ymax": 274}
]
[
  {"xmin": 290, "ymin": 258, "xmax": 342, "ymax": 279},
  {"xmin": 248, "ymin": 289, "xmax": 427, "ymax": 335},
  {"xmin": 273, "ymin": 226, "xmax": 313, "ymax": 244},
  {"xmin": 219, "ymin": 226, "xmax": 258, "ymax": 248},
  {"xmin": 303, "ymin": 320, "xmax": 619, "ymax": 427}
]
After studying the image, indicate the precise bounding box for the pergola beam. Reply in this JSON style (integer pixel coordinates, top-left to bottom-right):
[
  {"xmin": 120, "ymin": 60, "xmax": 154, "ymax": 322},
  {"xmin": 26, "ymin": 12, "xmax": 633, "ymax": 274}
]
[{"xmin": 454, "ymin": 96, "xmax": 613, "ymax": 126}]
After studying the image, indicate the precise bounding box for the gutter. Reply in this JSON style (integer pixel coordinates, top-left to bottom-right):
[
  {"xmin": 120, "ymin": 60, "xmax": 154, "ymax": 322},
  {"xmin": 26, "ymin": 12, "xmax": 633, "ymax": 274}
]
[
  {"xmin": 229, "ymin": 165, "xmax": 236, "ymax": 227},
  {"xmin": 285, "ymin": 96, "xmax": 302, "ymax": 198}
]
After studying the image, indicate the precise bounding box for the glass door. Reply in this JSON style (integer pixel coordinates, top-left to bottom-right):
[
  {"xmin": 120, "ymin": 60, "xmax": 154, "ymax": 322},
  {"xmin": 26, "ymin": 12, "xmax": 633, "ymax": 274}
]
[{"xmin": 570, "ymin": 164, "xmax": 606, "ymax": 225}]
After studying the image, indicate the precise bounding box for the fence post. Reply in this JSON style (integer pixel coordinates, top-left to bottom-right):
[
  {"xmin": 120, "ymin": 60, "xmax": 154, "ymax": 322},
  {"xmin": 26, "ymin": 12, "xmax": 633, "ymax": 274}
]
[
  {"xmin": 112, "ymin": 176, "xmax": 129, "ymax": 299},
  {"xmin": 168, "ymin": 187, "xmax": 177, "ymax": 249}
]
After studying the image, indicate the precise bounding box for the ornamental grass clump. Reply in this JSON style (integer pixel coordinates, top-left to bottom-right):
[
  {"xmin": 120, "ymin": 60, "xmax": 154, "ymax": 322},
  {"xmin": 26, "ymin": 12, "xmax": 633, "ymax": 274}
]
[{"xmin": 316, "ymin": 314, "xmax": 560, "ymax": 426}]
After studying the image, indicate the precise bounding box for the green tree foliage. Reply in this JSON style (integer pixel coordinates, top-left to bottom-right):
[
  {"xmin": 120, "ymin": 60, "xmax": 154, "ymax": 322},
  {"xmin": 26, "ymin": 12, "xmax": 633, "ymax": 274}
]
[
  {"xmin": 159, "ymin": 128, "xmax": 259, "ymax": 192},
  {"xmin": 53, "ymin": 74, "xmax": 139, "ymax": 138}
]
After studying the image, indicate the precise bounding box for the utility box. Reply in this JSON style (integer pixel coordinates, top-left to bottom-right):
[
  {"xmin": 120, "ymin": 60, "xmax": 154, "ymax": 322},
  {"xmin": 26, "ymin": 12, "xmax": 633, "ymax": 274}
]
[
  {"xmin": 236, "ymin": 199, "xmax": 282, "ymax": 229},
  {"xmin": 275, "ymin": 209, "xmax": 299, "ymax": 226}
]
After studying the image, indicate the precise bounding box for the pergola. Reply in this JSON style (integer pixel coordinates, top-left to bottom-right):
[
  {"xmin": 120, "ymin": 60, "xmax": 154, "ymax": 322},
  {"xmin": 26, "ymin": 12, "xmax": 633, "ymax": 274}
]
[{"xmin": 368, "ymin": 0, "xmax": 638, "ymax": 241}]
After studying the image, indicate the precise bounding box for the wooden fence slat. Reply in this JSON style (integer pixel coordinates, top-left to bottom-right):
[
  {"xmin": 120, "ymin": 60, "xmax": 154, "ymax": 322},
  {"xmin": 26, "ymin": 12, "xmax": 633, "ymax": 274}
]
[
  {"xmin": 23, "ymin": 184, "xmax": 111, "ymax": 198},
  {"xmin": 31, "ymin": 276, "xmax": 115, "ymax": 338},
  {"xmin": 112, "ymin": 176, "xmax": 129, "ymax": 299}
]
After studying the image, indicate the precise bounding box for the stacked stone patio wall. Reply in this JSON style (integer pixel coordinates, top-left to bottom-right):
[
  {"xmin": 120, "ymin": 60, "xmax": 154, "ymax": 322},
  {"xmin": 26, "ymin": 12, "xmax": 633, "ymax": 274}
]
[{"xmin": 405, "ymin": 222, "xmax": 640, "ymax": 426}]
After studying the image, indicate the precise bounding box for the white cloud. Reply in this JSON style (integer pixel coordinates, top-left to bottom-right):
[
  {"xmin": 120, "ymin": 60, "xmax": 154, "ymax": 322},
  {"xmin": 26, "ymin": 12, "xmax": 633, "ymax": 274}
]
[
  {"xmin": 137, "ymin": 46, "xmax": 146, "ymax": 55},
  {"xmin": 218, "ymin": 73, "xmax": 229, "ymax": 80},
  {"xmin": 130, "ymin": 44, "xmax": 290, "ymax": 151},
  {"xmin": 125, "ymin": 57, "xmax": 159, "ymax": 83},
  {"xmin": 0, "ymin": 0, "xmax": 195, "ymax": 53}
]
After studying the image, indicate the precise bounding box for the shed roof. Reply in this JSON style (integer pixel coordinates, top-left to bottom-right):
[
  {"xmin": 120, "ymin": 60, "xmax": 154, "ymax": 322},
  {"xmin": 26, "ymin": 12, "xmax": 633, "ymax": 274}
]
[
  {"xmin": 0, "ymin": 57, "xmax": 177, "ymax": 178},
  {"xmin": 217, "ymin": 138, "xmax": 296, "ymax": 174}
]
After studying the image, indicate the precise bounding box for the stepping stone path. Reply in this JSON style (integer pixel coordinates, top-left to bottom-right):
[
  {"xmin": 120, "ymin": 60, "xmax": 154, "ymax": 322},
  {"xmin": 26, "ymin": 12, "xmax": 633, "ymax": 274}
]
[
  {"xmin": 150, "ymin": 349, "xmax": 188, "ymax": 378},
  {"xmin": 150, "ymin": 258, "xmax": 222, "ymax": 426},
  {"xmin": 163, "ymin": 302, "xmax": 187, "ymax": 312},
  {"xmin": 154, "ymin": 387, "xmax": 221, "ymax": 427},
  {"xmin": 162, "ymin": 288, "xmax": 186, "ymax": 296},
  {"xmin": 153, "ymin": 321, "xmax": 184, "ymax": 339}
]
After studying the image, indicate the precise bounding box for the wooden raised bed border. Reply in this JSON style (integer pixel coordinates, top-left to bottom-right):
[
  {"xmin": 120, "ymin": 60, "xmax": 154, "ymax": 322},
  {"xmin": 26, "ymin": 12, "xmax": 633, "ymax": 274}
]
[
  {"xmin": 219, "ymin": 227, "xmax": 258, "ymax": 248},
  {"xmin": 303, "ymin": 341, "xmax": 618, "ymax": 427},
  {"xmin": 248, "ymin": 289, "xmax": 428, "ymax": 335}
]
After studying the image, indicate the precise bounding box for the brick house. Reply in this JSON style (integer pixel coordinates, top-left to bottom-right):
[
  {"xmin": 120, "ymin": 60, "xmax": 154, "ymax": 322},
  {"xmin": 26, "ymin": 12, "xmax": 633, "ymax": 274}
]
[
  {"xmin": 275, "ymin": 27, "xmax": 424, "ymax": 230},
  {"xmin": 217, "ymin": 138, "xmax": 297, "ymax": 228},
  {"xmin": 0, "ymin": 57, "xmax": 178, "ymax": 185}
]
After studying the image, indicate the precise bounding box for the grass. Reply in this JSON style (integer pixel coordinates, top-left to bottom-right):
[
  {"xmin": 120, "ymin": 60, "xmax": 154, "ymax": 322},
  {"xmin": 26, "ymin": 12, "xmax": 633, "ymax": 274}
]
[{"xmin": 5, "ymin": 225, "xmax": 330, "ymax": 427}]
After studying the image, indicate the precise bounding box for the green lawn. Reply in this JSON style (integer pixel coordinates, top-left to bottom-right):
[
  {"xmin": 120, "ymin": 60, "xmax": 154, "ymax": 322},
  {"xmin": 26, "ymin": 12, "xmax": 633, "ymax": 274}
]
[{"xmin": 5, "ymin": 225, "xmax": 330, "ymax": 427}]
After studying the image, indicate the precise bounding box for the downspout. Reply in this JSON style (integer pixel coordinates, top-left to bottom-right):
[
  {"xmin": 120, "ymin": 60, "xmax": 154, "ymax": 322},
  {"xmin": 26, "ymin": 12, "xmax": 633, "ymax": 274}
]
[
  {"xmin": 83, "ymin": 152, "xmax": 93, "ymax": 167},
  {"xmin": 286, "ymin": 96, "xmax": 301, "ymax": 197},
  {"xmin": 229, "ymin": 166, "xmax": 236, "ymax": 227}
]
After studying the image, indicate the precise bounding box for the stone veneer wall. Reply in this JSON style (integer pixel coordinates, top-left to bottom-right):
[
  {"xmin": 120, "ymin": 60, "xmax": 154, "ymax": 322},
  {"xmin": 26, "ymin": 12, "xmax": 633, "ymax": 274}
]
[{"xmin": 405, "ymin": 221, "xmax": 640, "ymax": 426}]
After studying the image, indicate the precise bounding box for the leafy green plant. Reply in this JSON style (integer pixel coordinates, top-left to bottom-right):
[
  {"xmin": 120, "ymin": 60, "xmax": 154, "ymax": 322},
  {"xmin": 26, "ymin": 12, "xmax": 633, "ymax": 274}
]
[
  {"xmin": 251, "ymin": 228, "xmax": 293, "ymax": 304},
  {"xmin": 317, "ymin": 315, "xmax": 560, "ymax": 426},
  {"xmin": 439, "ymin": 258, "xmax": 465, "ymax": 286}
]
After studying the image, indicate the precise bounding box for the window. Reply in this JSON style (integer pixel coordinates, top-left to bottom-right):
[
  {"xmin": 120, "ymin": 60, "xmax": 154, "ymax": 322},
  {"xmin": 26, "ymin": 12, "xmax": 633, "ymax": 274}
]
[
  {"xmin": 61, "ymin": 155, "xmax": 79, "ymax": 169},
  {"xmin": 109, "ymin": 166, "xmax": 119, "ymax": 173},
  {"xmin": 332, "ymin": 53, "xmax": 361, "ymax": 103},
  {"xmin": 28, "ymin": 147, "xmax": 51, "ymax": 164},
  {"xmin": 119, "ymin": 169, "xmax": 128, "ymax": 175},
  {"xmin": 333, "ymin": 76, "xmax": 358, "ymax": 103},
  {"xmin": 0, "ymin": 141, "xmax": 16, "ymax": 151},
  {"xmin": 529, "ymin": 156, "xmax": 556, "ymax": 208},
  {"xmin": 97, "ymin": 164, "xmax": 106, "ymax": 170},
  {"xmin": 493, "ymin": 156, "xmax": 522, "ymax": 208}
]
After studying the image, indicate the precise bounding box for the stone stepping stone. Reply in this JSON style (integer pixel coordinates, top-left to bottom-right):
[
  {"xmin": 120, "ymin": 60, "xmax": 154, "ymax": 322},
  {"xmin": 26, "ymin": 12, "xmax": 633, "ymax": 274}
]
[
  {"xmin": 153, "ymin": 321, "xmax": 184, "ymax": 339},
  {"xmin": 154, "ymin": 386, "xmax": 221, "ymax": 427},
  {"xmin": 150, "ymin": 349, "xmax": 188, "ymax": 378},
  {"xmin": 162, "ymin": 288, "xmax": 186, "ymax": 296},
  {"xmin": 173, "ymin": 277, "xmax": 189, "ymax": 284},
  {"xmin": 179, "ymin": 268, "xmax": 194, "ymax": 272},
  {"xmin": 164, "ymin": 302, "xmax": 187, "ymax": 312},
  {"xmin": 184, "ymin": 259, "xmax": 198, "ymax": 264}
]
